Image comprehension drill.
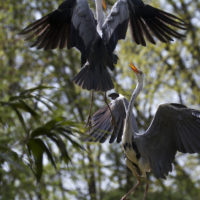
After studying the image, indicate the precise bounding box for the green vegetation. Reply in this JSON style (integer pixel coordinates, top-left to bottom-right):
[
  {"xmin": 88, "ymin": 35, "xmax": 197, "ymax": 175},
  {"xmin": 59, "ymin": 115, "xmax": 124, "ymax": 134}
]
[{"xmin": 0, "ymin": 0, "xmax": 200, "ymax": 199}]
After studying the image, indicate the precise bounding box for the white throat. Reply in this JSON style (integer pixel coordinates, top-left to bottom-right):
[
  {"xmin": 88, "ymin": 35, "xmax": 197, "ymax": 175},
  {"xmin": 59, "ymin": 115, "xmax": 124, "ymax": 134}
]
[{"xmin": 95, "ymin": 0, "xmax": 105, "ymax": 36}]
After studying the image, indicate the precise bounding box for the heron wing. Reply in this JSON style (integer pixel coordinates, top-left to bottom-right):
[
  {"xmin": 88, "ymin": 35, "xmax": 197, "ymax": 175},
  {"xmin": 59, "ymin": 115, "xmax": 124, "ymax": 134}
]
[
  {"xmin": 135, "ymin": 103, "xmax": 200, "ymax": 178},
  {"xmin": 85, "ymin": 95, "xmax": 129, "ymax": 143},
  {"xmin": 127, "ymin": 0, "xmax": 186, "ymax": 46},
  {"xmin": 102, "ymin": 0, "xmax": 129, "ymax": 52},
  {"xmin": 71, "ymin": 0, "xmax": 97, "ymax": 53},
  {"xmin": 19, "ymin": 0, "xmax": 97, "ymax": 53}
]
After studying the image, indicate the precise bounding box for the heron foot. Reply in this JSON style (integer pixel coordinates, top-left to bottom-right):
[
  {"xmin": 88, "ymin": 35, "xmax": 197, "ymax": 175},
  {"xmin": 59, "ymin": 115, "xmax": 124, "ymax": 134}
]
[
  {"xmin": 143, "ymin": 177, "xmax": 149, "ymax": 200},
  {"xmin": 120, "ymin": 178, "xmax": 141, "ymax": 200}
]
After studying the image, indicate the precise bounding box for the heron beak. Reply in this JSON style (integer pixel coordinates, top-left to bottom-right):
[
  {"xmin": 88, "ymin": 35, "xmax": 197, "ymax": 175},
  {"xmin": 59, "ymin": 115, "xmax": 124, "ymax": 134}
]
[
  {"xmin": 130, "ymin": 62, "xmax": 139, "ymax": 74},
  {"xmin": 102, "ymin": 0, "xmax": 107, "ymax": 10}
]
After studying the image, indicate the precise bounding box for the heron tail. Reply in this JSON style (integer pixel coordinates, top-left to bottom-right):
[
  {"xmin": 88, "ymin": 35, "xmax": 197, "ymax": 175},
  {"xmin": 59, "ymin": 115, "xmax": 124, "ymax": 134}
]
[{"xmin": 73, "ymin": 63, "xmax": 114, "ymax": 92}]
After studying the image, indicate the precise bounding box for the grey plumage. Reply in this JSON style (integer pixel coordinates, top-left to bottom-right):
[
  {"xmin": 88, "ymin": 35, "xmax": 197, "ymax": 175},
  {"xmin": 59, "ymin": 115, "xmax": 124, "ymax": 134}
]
[
  {"xmin": 86, "ymin": 91, "xmax": 200, "ymax": 179},
  {"xmin": 20, "ymin": 0, "xmax": 96, "ymax": 52},
  {"xmin": 85, "ymin": 65, "xmax": 200, "ymax": 199},
  {"xmin": 135, "ymin": 103, "xmax": 200, "ymax": 178},
  {"xmin": 102, "ymin": 0, "xmax": 186, "ymax": 50},
  {"xmin": 86, "ymin": 94, "xmax": 128, "ymax": 143},
  {"xmin": 20, "ymin": 0, "xmax": 187, "ymax": 92},
  {"xmin": 20, "ymin": 0, "xmax": 114, "ymax": 92}
]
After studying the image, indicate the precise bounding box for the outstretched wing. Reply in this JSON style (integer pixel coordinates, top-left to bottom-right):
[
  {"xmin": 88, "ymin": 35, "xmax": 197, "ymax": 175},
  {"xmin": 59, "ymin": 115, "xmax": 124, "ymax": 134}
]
[
  {"xmin": 102, "ymin": 0, "xmax": 186, "ymax": 49},
  {"xmin": 128, "ymin": 0, "xmax": 186, "ymax": 46},
  {"xmin": 102, "ymin": 0, "xmax": 129, "ymax": 52},
  {"xmin": 135, "ymin": 103, "xmax": 200, "ymax": 178},
  {"xmin": 19, "ymin": 0, "xmax": 97, "ymax": 54},
  {"xmin": 85, "ymin": 94, "xmax": 129, "ymax": 143}
]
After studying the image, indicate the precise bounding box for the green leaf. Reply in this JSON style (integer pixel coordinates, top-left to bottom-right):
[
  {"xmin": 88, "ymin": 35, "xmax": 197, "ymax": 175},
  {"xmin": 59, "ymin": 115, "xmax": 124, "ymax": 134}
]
[
  {"xmin": 30, "ymin": 126, "xmax": 52, "ymax": 138},
  {"xmin": 27, "ymin": 138, "xmax": 44, "ymax": 182},
  {"xmin": 33, "ymin": 95, "xmax": 53, "ymax": 111},
  {"xmin": 11, "ymin": 106, "xmax": 27, "ymax": 133},
  {"xmin": 59, "ymin": 131, "xmax": 84, "ymax": 151},
  {"xmin": 20, "ymin": 85, "xmax": 54, "ymax": 96},
  {"xmin": 47, "ymin": 134, "xmax": 71, "ymax": 164},
  {"xmin": 30, "ymin": 118, "xmax": 72, "ymax": 138},
  {"xmin": 37, "ymin": 139, "xmax": 56, "ymax": 169},
  {"xmin": 27, "ymin": 137, "xmax": 56, "ymax": 178},
  {"xmin": 11, "ymin": 100, "xmax": 39, "ymax": 119}
]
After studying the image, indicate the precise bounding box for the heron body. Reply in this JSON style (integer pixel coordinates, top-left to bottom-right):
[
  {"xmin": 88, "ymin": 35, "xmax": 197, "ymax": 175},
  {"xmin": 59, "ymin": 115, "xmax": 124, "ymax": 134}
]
[
  {"xmin": 86, "ymin": 64, "xmax": 200, "ymax": 199},
  {"xmin": 20, "ymin": 0, "xmax": 115, "ymax": 91},
  {"xmin": 121, "ymin": 68, "xmax": 150, "ymax": 178},
  {"xmin": 20, "ymin": 0, "xmax": 186, "ymax": 92}
]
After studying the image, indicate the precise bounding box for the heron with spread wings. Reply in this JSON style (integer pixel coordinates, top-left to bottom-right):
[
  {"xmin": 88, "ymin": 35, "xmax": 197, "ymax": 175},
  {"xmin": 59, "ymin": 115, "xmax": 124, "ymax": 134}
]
[
  {"xmin": 85, "ymin": 63, "xmax": 200, "ymax": 200},
  {"xmin": 20, "ymin": 0, "xmax": 186, "ymax": 92}
]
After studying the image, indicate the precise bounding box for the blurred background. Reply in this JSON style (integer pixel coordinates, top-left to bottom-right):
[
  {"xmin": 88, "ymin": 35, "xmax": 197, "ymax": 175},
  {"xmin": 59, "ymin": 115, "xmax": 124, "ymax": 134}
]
[{"xmin": 0, "ymin": 0, "xmax": 200, "ymax": 199}]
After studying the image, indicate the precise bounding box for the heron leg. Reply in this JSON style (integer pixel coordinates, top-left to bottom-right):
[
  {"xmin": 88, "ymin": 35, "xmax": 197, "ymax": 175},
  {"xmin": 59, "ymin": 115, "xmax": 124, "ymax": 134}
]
[
  {"xmin": 143, "ymin": 174, "xmax": 149, "ymax": 200},
  {"xmin": 103, "ymin": 92, "xmax": 116, "ymax": 128},
  {"xmin": 85, "ymin": 91, "xmax": 94, "ymax": 127},
  {"xmin": 121, "ymin": 158, "xmax": 141, "ymax": 200},
  {"xmin": 120, "ymin": 176, "xmax": 141, "ymax": 200}
]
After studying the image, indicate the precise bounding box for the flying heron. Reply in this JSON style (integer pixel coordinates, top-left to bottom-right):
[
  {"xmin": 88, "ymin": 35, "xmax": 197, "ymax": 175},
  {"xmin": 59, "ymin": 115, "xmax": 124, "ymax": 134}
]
[
  {"xmin": 19, "ymin": 0, "xmax": 186, "ymax": 92},
  {"xmin": 85, "ymin": 63, "xmax": 200, "ymax": 200}
]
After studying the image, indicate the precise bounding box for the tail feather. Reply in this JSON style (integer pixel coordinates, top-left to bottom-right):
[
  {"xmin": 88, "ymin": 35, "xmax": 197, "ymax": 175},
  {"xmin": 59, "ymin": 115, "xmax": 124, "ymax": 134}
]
[{"xmin": 73, "ymin": 63, "xmax": 114, "ymax": 92}]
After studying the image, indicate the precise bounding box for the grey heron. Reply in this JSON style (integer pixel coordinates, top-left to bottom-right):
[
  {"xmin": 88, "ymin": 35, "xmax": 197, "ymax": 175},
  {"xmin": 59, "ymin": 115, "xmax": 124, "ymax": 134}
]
[
  {"xmin": 85, "ymin": 63, "xmax": 200, "ymax": 199},
  {"xmin": 20, "ymin": 0, "xmax": 186, "ymax": 92}
]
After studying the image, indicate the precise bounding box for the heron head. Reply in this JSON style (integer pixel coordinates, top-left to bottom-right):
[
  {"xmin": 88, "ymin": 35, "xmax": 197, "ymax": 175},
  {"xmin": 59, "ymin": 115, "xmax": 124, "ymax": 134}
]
[
  {"xmin": 94, "ymin": 0, "xmax": 107, "ymax": 10},
  {"xmin": 108, "ymin": 92, "xmax": 119, "ymax": 100},
  {"xmin": 129, "ymin": 62, "xmax": 144, "ymax": 82},
  {"xmin": 102, "ymin": 0, "xmax": 107, "ymax": 10}
]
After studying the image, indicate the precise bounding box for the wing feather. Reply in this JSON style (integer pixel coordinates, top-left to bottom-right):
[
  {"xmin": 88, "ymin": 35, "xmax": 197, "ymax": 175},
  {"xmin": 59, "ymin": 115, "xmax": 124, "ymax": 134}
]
[
  {"xmin": 85, "ymin": 95, "xmax": 128, "ymax": 143},
  {"xmin": 102, "ymin": 0, "xmax": 129, "ymax": 52},
  {"xmin": 127, "ymin": 1, "xmax": 187, "ymax": 46},
  {"xmin": 177, "ymin": 122, "xmax": 196, "ymax": 153},
  {"xmin": 135, "ymin": 103, "xmax": 200, "ymax": 178},
  {"xmin": 138, "ymin": 18, "xmax": 155, "ymax": 44},
  {"xmin": 109, "ymin": 116, "xmax": 124, "ymax": 143},
  {"xmin": 19, "ymin": 0, "xmax": 96, "ymax": 54},
  {"xmin": 129, "ymin": 14, "xmax": 146, "ymax": 45}
]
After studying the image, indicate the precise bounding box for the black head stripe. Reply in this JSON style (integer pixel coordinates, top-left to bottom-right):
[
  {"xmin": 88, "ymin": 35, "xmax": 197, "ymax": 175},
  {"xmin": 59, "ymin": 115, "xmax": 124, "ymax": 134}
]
[{"xmin": 108, "ymin": 92, "xmax": 119, "ymax": 100}]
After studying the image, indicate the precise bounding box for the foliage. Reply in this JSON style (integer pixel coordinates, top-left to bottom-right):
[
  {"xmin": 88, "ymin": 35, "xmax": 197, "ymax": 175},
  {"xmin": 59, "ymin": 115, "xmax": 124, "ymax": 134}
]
[{"xmin": 0, "ymin": 0, "xmax": 200, "ymax": 200}]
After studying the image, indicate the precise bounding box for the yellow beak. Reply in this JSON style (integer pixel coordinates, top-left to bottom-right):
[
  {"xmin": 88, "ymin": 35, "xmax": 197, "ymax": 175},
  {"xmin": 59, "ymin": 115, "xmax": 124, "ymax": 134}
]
[
  {"xmin": 102, "ymin": 0, "xmax": 107, "ymax": 10},
  {"xmin": 129, "ymin": 62, "xmax": 139, "ymax": 74}
]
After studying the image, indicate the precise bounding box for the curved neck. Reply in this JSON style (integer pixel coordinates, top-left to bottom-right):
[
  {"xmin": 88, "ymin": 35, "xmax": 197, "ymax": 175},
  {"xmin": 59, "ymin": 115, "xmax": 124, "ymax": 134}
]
[
  {"xmin": 123, "ymin": 77, "xmax": 143, "ymax": 141},
  {"xmin": 126, "ymin": 80, "xmax": 143, "ymax": 121},
  {"xmin": 95, "ymin": 0, "xmax": 104, "ymax": 35}
]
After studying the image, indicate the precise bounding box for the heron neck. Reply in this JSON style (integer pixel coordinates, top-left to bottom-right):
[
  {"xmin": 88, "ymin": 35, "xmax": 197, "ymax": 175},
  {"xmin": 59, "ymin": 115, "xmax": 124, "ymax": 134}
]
[
  {"xmin": 95, "ymin": 0, "xmax": 104, "ymax": 35},
  {"xmin": 124, "ymin": 79, "xmax": 143, "ymax": 138}
]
